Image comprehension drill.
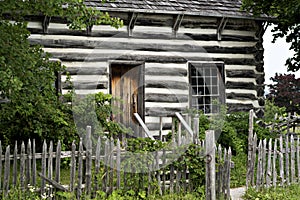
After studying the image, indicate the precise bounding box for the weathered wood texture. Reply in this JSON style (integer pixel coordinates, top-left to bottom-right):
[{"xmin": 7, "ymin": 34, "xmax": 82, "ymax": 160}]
[
  {"xmin": 0, "ymin": 115, "xmax": 232, "ymax": 199},
  {"xmin": 247, "ymin": 111, "xmax": 300, "ymax": 189},
  {"xmin": 27, "ymin": 13, "xmax": 264, "ymax": 115}
]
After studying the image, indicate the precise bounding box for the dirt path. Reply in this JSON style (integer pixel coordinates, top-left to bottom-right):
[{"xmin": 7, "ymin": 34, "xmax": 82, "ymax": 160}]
[{"xmin": 230, "ymin": 187, "xmax": 246, "ymax": 200}]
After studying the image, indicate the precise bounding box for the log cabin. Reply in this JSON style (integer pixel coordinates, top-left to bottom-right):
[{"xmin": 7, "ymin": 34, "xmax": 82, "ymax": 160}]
[{"xmin": 27, "ymin": 0, "xmax": 270, "ymax": 137}]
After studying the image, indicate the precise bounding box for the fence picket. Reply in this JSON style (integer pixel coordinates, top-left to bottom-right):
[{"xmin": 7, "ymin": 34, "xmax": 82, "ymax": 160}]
[
  {"xmin": 297, "ymin": 137, "xmax": 300, "ymax": 181},
  {"xmin": 94, "ymin": 137, "xmax": 101, "ymax": 193},
  {"xmin": 20, "ymin": 142, "xmax": 25, "ymax": 189},
  {"xmin": 0, "ymin": 141, "xmax": 2, "ymax": 191},
  {"xmin": 116, "ymin": 139, "xmax": 121, "ymax": 190},
  {"xmin": 4, "ymin": 145, "xmax": 10, "ymax": 196},
  {"xmin": 27, "ymin": 140, "xmax": 32, "ymax": 187},
  {"xmin": 70, "ymin": 141, "xmax": 76, "ymax": 192},
  {"xmin": 32, "ymin": 139, "xmax": 36, "ymax": 186},
  {"xmin": 225, "ymin": 147, "xmax": 232, "ymax": 200},
  {"xmin": 291, "ymin": 135, "xmax": 295, "ymax": 183},
  {"xmin": 266, "ymin": 139, "xmax": 272, "ymax": 187},
  {"xmin": 55, "ymin": 141, "xmax": 61, "ymax": 184},
  {"xmin": 77, "ymin": 138, "xmax": 83, "ymax": 199},
  {"xmin": 41, "ymin": 141, "xmax": 47, "ymax": 195},
  {"xmin": 13, "ymin": 141, "xmax": 17, "ymax": 186},
  {"xmin": 273, "ymin": 139, "xmax": 277, "ymax": 187},
  {"xmin": 256, "ymin": 140, "xmax": 262, "ymax": 189},
  {"xmin": 285, "ymin": 135, "xmax": 290, "ymax": 185},
  {"xmin": 109, "ymin": 139, "xmax": 114, "ymax": 193},
  {"xmin": 85, "ymin": 126, "xmax": 92, "ymax": 196},
  {"xmin": 279, "ymin": 135, "xmax": 284, "ymax": 186},
  {"xmin": 48, "ymin": 141, "xmax": 54, "ymax": 198}
]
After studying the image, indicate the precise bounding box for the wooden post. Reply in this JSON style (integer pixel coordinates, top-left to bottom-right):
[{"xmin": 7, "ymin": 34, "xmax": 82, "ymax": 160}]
[
  {"xmin": 297, "ymin": 137, "xmax": 300, "ymax": 181},
  {"xmin": 205, "ymin": 130, "xmax": 216, "ymax": 200},
  {"xmin": 246, "ymin": 109, "xmax": 254, "ymax": 188},
  {"xmin": 256, "ymin": 140, "xmax": 262, "ymax": 189},
  {"xmin": 116, "ymin": 139, "xmax": 121, "ymax": 189},
  {"xmin": 41, "ymin": 141, "xmax": 47, "ymax": 195}
]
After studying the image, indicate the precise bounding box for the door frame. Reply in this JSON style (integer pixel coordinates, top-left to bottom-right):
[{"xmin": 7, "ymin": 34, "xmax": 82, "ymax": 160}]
[{"xmin": 108, "ymin": 60, "xmax": 145, "ymax": 123}]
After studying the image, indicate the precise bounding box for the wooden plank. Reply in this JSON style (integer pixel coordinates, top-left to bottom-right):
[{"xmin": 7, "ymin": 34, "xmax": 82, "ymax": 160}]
[
  {"xmin": 41, "ymin": 141, "xmax": 47, "ymax": 195},
  {"xmin": 175, "ymin": 112, "xmax": 193, "ymax": 138},
  {"xmin": 70, "ymin": 141, "xmax": 76, "ymax": 192},
  {"xmin": 226, "ymin": 147, "xmax": 232, "ymax": 200},
  {"xmin": 285, "ymin": 135, "xmax": 290, "ymax": 185},
  {"xmin": 85, "ymin": 126, "xmax": 92, "ymax": 196},
  {"xmin": 32, "ymin": 139, "xmax": 36, "ymax": 186},
  {"xmin": 116, "ymin": 139, "xmax": 121, "ymax": 189},
  {"xmin": 261, "ymin": 139, "xmax": 267, "ymax": 186},
  {"xmin": 145, "ymin": 93, "xmax": 188, "ymax": 103},
  {"xmin": 48, "ymin": 141, "xmax": 54, "ymax": 198},
  {"xmin": 27, "ymin": 140, "xmax": 32, "ymax": 187},
  {"xmin": 77, "ymin": 138, "xmax": 83, "ymax": 199},
  {"xmin": 216, "ymin": 145, "xmax": 222, "ymax": 199},
  {"xmin": 297, "ymin": 137, "xmax": 300, "ymax": 182},
  {"xmin": 3, "ymin": 145, "xmax": 10, "ymax": 196},
  {"xmin": 38, "ymin": 172, "xmax": 68, "ymax": 192},
  {"xmin": 20, "ymin": 142, "xmax": 26, "ymax": 189},
  {"xmin": 246, "ymin": 109, "xmax": 254, "ymax": 188},
  {"xmin": 251, "ymin": 133, "xmax": 257, "ymax": 186},
  {"xmin": 0, "ymin": 141, "xmax": 2, "ymax": 191},
  {"xmin": 291, "ymin": 135, "xmax": 295, "ymax": 183},
  {"xmin": 279, "ymin": 135, "xmax": 284, "ymax": 186},
  {"xmin": 266, "ymin": 139, "xmax": 272, "ymax": 187},
  {"xmin": 205, "ymin": 130, "xmax": 216, "ymax": 200},
  {"xmin": 273, "ymin": 139, "xmax": 277, "ymax": 187},
  {"xmin": 133, "ymin": 113, "xmax": 155, "ymax": 140},
  {"xmin": 94, "ymin": 137, "xmax": 101, "ymax": 194},
  {"xmin": 256, "ymin": 140, "xmax": 262, "ymax": 189},
  {"xmin": 55, "ymin": 141, "xmax": 61, "ymax": 184},
  {"xmin": 13, "ymin": 141, "xmax": 17, "ymax": 187},
  {"xmin": 222, "ymin": 148, "xmax": 227, "ymax": 194},
  {"xmin": 109, "ymin": 139, "xmax": 114, "ymax": 193}
]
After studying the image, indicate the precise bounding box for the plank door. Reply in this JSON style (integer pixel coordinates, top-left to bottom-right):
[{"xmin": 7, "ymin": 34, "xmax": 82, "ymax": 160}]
[{"xmin": 110, "ymin": 63, "xmax": 144, "ymax": 134}]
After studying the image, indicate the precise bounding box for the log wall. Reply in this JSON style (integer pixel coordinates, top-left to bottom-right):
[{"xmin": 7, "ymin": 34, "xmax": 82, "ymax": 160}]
[{"xmin": 27, "ymin": 13, "xmax": 265, "ymax": 137}]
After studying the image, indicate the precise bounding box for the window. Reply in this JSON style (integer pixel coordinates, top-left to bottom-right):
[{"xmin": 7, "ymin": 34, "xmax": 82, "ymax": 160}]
[{"xmin": 189, "ymin": 62, "xmax": 225, "ymax": 114}]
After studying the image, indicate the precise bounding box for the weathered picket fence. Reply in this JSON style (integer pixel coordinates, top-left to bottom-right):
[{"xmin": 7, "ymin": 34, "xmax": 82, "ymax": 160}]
[
  {"xmin": 247, "ymin": 110, "xmax": 300, "ymax": 189},
  {"xmin": 0, "ymin": 115, "xmax": 232, "ymax": 199},
  {"xmin": 247, "ymin": 133, "xmax": 300, "ymax": 188}
]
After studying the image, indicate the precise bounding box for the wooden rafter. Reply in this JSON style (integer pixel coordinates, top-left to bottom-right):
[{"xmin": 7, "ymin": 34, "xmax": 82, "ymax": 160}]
[
  {"xmin": 172, "ymin": 14, "xmax": 184, "ymax": 37},
  {"xmin": 128, "ymin": 12, "xmax": 138, "ymax": 37},
  {"xmin": 42, "ymin": 16, "xmax": 51, "ymax": 34},
  {"xmin": 217, "ymin": 17, "xmax": 228, "ymax": 41}
]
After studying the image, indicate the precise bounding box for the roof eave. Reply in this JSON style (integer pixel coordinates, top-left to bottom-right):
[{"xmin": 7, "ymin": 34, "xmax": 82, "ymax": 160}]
[{"xmin": 95, "ymin": 7, "xmax": 273, "ymax": 21}]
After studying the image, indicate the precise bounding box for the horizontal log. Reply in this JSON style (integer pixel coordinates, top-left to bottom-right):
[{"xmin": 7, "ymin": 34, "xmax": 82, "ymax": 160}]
[
  {"xmin": 29, "ymin": 36, "xmax": 257, "ymax": 54},
  {"xmin": 47, "ymin": 52, "xmax": 257, "ymax": 65},
  {"xmin": 226, "ymin": 69, "xmax": 257, "ymax": 78},
  {"xmin": 226, "ymin": 92, "xmax": 257, "ymax": 100},
  {"xmin": 226, "ymin": 81, "xmax": 256, "ymax": 90},
  {"xmin": 63, "ymin": 67, "xmax": 107, "ymax": 75},
  {"xmin": 145, "ymin": 93, "xmax": 188, "ymax": 103},
  {"xmin": 145, "ymin": 80, "xmax": 188, "ymax": 90},
  {"xmin": 145, "ymin": 67, "xmax": 187, "ymax": 76},
  {"xmin": 62, "ymin": 81, "xmax": 108, "ymax": 90},
  {"xmin": 227, "ymin": 103, "xmax": 254, "ymax": 113},
  {"xmin": 146, "ymin": 107, "xmax": 185, "ymax": 117},
  {"xmin": 146, "ymin": 123, "xmax": 172, "ymax": 131}
]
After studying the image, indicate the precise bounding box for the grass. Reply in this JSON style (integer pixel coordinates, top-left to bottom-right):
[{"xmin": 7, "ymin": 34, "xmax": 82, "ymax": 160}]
[{"xmin": 244, "ymin": 184, "xmax": 300, "ymax": 200}]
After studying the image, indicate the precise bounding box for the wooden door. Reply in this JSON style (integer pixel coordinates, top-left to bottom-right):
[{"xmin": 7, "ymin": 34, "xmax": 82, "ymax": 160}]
[{"xmin": 110, "ymin": 63, "xmax": 144, "ymax": 133}]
